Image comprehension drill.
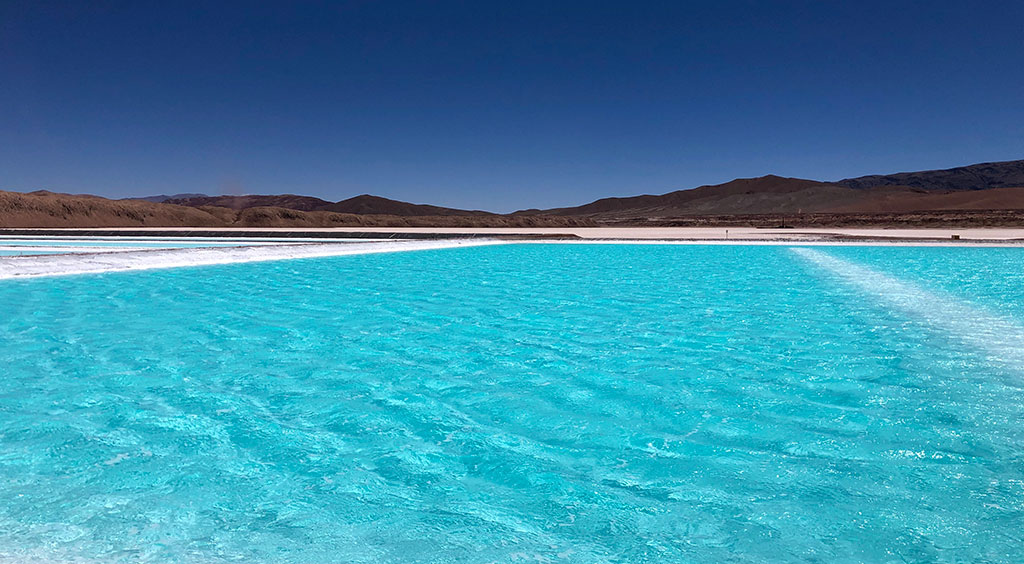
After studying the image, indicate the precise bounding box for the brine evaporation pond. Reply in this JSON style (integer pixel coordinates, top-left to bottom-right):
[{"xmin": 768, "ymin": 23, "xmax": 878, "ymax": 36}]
[{"xmin": 1, "ymin": 244, "xmax": 1022, "ymax": 562}]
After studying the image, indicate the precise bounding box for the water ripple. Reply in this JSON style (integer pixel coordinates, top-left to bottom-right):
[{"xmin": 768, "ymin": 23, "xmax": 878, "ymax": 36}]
[{"xmin": 1, "ymin": 244, "xmax": 1023, "ymax": 562}]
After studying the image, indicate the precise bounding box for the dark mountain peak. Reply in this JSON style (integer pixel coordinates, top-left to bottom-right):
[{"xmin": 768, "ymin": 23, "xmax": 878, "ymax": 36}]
[
  {"xmin": 321, "ymin": 194, "xmax": 491, "ymax": 216},
  {"xmin": 837, "ymin": 159, "xmax": 1024, "ymax": 191},
  {"xmin": 165, "ymin": 194, "xmax": 333, "ymax": 211},
  {"xmin": 700, "ymin": 175, "xmax": 831, "ymax": 194},
  {"xmin": 337, "ymin": 194, "xmax": 406, "ymax": 206},
  {"xmin": 131, "ymin": 193, "xmax": 208, "ymax": 203},
  {"xmin": 524, "ymin": 175, "xmax": 837, "ymax": 216},
  {"xmin": 158, "ymin": 191, "xmax": 491, "ymax": 216}
]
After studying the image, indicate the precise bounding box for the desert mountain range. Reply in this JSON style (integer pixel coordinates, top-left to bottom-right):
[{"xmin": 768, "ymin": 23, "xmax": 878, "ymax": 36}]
[{"xmin": 2, "ymin": 159, "xmax": 1023, "ymax": 228}]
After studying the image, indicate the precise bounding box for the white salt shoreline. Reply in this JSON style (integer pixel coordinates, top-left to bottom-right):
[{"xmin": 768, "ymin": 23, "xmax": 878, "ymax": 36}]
[
  {"xmin": 1, "ymin": 233, "xmax": 1022, "ymax": 280},
  {"xmin": 0, "ymin": 239, "xmax": 507, "ymax": 280}
]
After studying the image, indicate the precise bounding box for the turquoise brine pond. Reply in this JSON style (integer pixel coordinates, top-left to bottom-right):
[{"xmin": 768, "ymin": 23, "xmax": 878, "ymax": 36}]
[{"xmin": 1, "ymin": 244, "xmax": 1022, "ymax": 563}]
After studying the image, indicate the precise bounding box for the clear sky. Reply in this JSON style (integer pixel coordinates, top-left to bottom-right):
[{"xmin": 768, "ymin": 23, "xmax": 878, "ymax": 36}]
[{"xmin": 2, "ymin": 1, "xmax": 1023, "ymax": 212}]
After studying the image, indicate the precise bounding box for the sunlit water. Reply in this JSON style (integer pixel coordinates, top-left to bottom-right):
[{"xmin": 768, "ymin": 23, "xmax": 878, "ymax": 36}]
[{"xmin": 1, "ymin": 244, "xmax": 1022, "ymax": 563}]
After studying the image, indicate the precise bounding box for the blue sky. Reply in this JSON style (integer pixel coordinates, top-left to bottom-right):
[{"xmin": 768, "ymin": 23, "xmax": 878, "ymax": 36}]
[{"xmin": 2, "ymin": 1, "xmax": 1022, "ymax": 212}]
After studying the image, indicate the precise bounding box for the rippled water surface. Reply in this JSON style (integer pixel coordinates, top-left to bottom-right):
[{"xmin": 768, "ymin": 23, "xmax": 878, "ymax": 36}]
[{"xmin": 1, "ymin": 244, "xmax": 1023, "ymax": 563}]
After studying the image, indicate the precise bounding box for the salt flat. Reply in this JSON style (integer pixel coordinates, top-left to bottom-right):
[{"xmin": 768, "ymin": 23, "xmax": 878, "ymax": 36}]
[
  {"xmin": 0, "ymin": 239, "xmax": 504, "ymax": 279},
  {"xmin": 2, "ymin": 227, "xmax": 1021, "ymax": 279},
  {"xmin": 6, "ymin": 226, "xmax": 1024, "ymax": 241}
]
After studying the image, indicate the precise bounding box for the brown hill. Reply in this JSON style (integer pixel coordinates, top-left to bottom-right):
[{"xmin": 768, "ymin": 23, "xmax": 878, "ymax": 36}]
[
  {"xmin": 0, "ymin": 190, "xmax": 225, "ymax": 227},
  {"xmin": 0, "ymin": 190, "xmax": 589, "ymax": 228}
]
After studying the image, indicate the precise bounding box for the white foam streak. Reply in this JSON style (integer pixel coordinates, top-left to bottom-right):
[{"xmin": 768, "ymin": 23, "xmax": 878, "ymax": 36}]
[
  {"xmin": 792, "ymin": 247, "xmax": 1024, "ymax": 372},
  {"xmin": 0, "ymin": 239, "xmax": 506, "ymax": 280}
]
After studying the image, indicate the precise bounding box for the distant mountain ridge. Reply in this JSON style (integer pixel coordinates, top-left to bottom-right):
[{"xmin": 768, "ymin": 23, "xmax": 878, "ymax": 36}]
[
  {"xmin": 157, "ymin": 193, "xmax": 493, "ymax": 216},
  {"xmin": 133, "ymin": 193, "xmax": 208, "ymax": 203},
  {"xmin": 519, "ymin": 176, "xmax": 843, "ymax": 217},
  {"xmin": 517, "ymin": 159, "xmax": 1024, "ymax": 219},
  {"xmin": 0, "ymin": 190, "xmax": 589, "ymax": 228},
  {"xmin": 320, "ymin": 195, "xmax": 493, "ymax": 216},
  {"xmin": 837, "ymin": 159, "xmax": 1024, "ymax": 191},
  {"xmin": 10, "ymin": 157, "xmax": 1022, "ymax": 228},
  {"xmin": 164, "ymin": 194, "xmax": 334, "ymax": 211},
  {"xmin": 131, "ymin": 159, "xmax": 1024, "ymax": 220}
]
